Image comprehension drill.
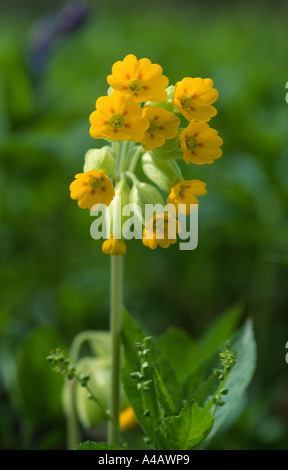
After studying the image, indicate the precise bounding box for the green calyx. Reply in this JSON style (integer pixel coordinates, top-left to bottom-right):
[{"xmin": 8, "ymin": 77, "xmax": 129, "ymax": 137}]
[
  {"xmin": 109, "ymin": 113, "xmax": 125, "ymax": 129},
  {"xmin": 180, "ymin": 94, "xmax": 192, "ymax": 109},
  {"xmin": 146, "ymin": 119, "xmax": 158, "ymax": 134},
  {"xmin": 127, "ymin": 78, "xmax": 142, "ymax": 93},
  {"xmin": 89, "ymin": 177, "xmax": 103, "ymax": 189},
  {"xmin": 185, "ymin": 135, "xmax": 198, "ymax": 151}
]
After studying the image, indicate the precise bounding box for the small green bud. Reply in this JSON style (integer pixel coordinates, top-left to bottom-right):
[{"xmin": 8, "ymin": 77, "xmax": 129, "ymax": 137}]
[
  {"xmin": 143, "ymin": 409, "xmax": 150, "ymax": 417},
  {"xmin": 143, "ymin": 380, "xmax": 152, "ymax": 391},
  {"xmin": 220, "ymin": 388, "xmax": 229, "ymax": 395},
  {"xmin": 142, "ymin": 361, "xmax": 149, "ymax": 369},
  {"xmin": 144, "ymin": 336, "xmax": 152, "ymax": 342},
  {"xmin": 130, "ymin": 371, "xmax": 144, "ymax": 380},
  {"xmin": 142, "ymin": 349, "xmax": 151, "ymax": 357},
  {"xmin": 83, "ymin": 146, "xmax": 115, "ymax": 175}
]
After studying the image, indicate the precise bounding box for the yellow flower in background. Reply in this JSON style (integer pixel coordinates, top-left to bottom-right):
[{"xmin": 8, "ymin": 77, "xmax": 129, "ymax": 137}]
[
  {"xmin": 140, "ymin": 105, "xmax": 181, "ymax": 151},
  {"xmin": 143, "ymin": 212, "xmax": 179, "ymax": 250},
  {"xmin": 102, "ymin": 237, "xmax": 127, "ymax": 256},
  {"xmin": 167, "ymin": 180, "xmax": 207, "ymax": 215},
  {"xmin": 107, "ymin": 54, "xmax": 169, "ymax": 103},
  {"xmin": 180, "ymin": 121, "xmax": 223, "ymax": 165},
  {"xmin": 89, "ymin": 91, "xmax": 149, "ymax": 142},
  {"xmin": 173, "ymin": 77, "xmax": 218, "ymax": 122},
  {"xmin": 119, "ymin": 406, "xmax": 138, "ymax": 431},
  {"xmin": 69, "ymin": 170, "xmax": 115, "ymax": 209}
]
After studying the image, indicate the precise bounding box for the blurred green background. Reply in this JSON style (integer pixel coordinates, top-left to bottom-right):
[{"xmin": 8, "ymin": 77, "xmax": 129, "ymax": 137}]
[{"xmin": 0, "ymin": 0, "xmax": 287, "ymax": 450}]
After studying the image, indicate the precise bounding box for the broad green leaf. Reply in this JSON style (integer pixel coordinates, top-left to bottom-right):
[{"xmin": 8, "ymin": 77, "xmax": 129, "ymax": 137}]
[
  {"xmin": 157, "ymin": 327, "xmax": 199, "ymax": 381},
  {"xmin": 198, "ymin": 304, "xmax": 243, "ymax": 357},
  {"xmin": 202, "ymin": 319, "xmax": 257, "ymax": 445},
  {"xmin": 153, "ymin": 368, "xmax": 175, "ymax": 417},
  {"xmin": 157, "ymin": 401, "xmax": 214, "ymax": 450},
  {"xmin": 75, "ymin": 440, "xmax": 123, "ymax": 450},
  {"xmin": 157, "ymin": 304, "xmax": 242, "ymax": 381},
  {"xmin": 121, "ymin": 309, "xmax": 181, "ymax": 447},
  {"xmin": 121, "ymin": 309, "xmax": 161, "ymax": 444}
]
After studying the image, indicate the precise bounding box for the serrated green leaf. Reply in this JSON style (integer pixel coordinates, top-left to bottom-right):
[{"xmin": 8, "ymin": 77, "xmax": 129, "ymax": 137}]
[
  {"xmin": 157, "ymin": 401, "xmax": 214, "ymax": 450},
  {"xmin": 75, "ymin": 440, "xmax": 123, "ymax": 450}
]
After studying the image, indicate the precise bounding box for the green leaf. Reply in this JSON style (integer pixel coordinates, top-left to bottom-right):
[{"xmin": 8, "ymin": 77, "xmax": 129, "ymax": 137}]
[
  {"xmin": 153, "ymin": 368, "xmax": 175, "ymax": 417},
  {"xmin": 198, "ymin": 304, "xmax": 243, "ymax": 358},
  {"xmin": 203, "ymin": 319, "xmax": 257, "ymax": 445},
  {"xmin": 121, "ymin": 309, "xmax": 161, "ymax": 443},
  {"xmin": 157, "ymin": 304, "xmax": 242, "ymax": 381},
  {"xmin": 157, "ymin": 401, "xmax": 214, "ymax": 450},
  {"xmin": 121, "ymin": 309, "xmax": 181, "ymax": 447},
  {"xmin": 75, "ymin": 440, "xmax": 123, "ymax": 450},
  {"xmin": 157, "ymin": 327, "xmax": 199, "ymax": 381}
]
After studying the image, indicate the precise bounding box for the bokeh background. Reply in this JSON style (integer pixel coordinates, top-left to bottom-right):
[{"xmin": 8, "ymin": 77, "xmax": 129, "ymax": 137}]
[{"xmin": 0, "ymin": 0, "xmax": 287, "ymax": 450}]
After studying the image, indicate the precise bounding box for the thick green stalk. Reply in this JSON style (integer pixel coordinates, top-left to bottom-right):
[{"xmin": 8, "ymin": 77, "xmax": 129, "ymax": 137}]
[{"xmin": 108, "ymin": 254, "xmax": 123, "ymax": 445}]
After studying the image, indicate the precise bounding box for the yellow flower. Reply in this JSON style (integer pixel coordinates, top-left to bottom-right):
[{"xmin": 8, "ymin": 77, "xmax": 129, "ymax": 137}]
[
  {"xmin": 140, "ymin": 105, "xmax": 181, "ymax": 151},
  {"xmin": 89, "ymin": 91, "xmax": 149, "ymax": 142},
  {"xmin": 119, "ymin": 406, "xmax": 138, "ymax": 432},
  {"xmin": 143, "ymin": 212, "xmax": 179, "ymax": 250},
  {"xmin": 69, "ymin": 170, "xmax": 115, "ymax": 209},
  {"xmin": 107, "ymin": 54, "xmax": 169, "ymax": 103},
  {"xmin": 102, "ymin": 237, "xmax": 127, "ymax": 255},
  {"xmin": 173, "ymin": 77, "xmax": 218, "ymax": 122},
  {"xmin": 180, "ymin": 121, "xmax": 223, "ymax": 165},
  {"xmin": 167, "ymin": 180, "xmax": 207, "ymax": 215}
]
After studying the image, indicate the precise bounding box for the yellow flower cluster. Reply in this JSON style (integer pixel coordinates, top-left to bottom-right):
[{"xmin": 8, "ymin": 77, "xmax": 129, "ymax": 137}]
[
  {"xmin": 89, "ymin": 54, "xmax": 180, "ymax": 151},
  {"xmin": 69, "ymin": 54, "xmax": 223, "ymax": 254}
]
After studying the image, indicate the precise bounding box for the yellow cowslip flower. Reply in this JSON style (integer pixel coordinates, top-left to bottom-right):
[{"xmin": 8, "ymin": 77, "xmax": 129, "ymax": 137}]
[
  {"xmin": 167, "ymin": 180, "xmax": 207, "ymax": 215},
  {"xmin": 102, "ymin": 237, "xmax": 127, "ymax": 255},
  {"xmin": 180, "ymin": 121, "xmax": 223, "ymax": 165},
  {"xmin": 143, "ymin": 212, "xmax": 179, "ymax": 250},
  {"xmin": 107, "ymin": 54, "xmax": 169, "ymax": 103},
  {"xmin": 69, "ymin": 170, "xmax": 115, "ymax": 209},
  {"xmin": 140, "ymin": 105, "xmax": 181, "ymax": 151},
  {"xmin": 119, "ymin": 406, "xmax": 139, "ymax": 432},
  {"xmin": 89, "ymin": 91, "xmax": 149, "ymax": 142},
  {"xmin": 173, "ymin": 77, "xmax": 218, "ymax": 122}
]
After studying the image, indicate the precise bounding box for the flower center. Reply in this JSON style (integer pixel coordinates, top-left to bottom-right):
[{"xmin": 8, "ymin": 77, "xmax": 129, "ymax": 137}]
[
  {"xmin": 146, "ymin": 119, "xmax": 158, "ymax": 134},
  {"xmin": 109, "ymin": 113, "xmax": 125, "ymax": 129},
  {"xmin": 180, "ymin": 94, "xmax": 192, "ymax": 108},
  {"xmin": 127, "ymin": 78, "xmax": 142, "ymax": 93},
  {"xmin": 177, "ymin": 184, "xmax": 186, "ymax": 197},
  {"xmin": 185, "ymin": 136, "xmax": 198, "ymax": 151},
  {"xmin": 89, "ymin": 176, "xmax": 103, "ymax": 189}
]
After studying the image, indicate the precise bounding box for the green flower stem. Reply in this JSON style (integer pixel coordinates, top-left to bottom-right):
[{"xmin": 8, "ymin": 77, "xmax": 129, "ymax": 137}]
[
  {"xmin": 108, "ymin": 254, "xmax": 124, "ymax": 445},
  {"xmin": 128, "ymin": 145, "xmax": 144, "ymax": 172},
  {"xmin": 119, "ymin": 141, "xmax": 130, "ymax": 171}
]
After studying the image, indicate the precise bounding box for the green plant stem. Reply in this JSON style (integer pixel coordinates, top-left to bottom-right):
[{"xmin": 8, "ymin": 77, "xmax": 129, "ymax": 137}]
[
  {"xmin": 128, "ymin": 145, "xmax": 143, "ymax": 172},
  {"xmin": 108, "ymin": 254, "xmax": 124, "ymax": 445}
]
